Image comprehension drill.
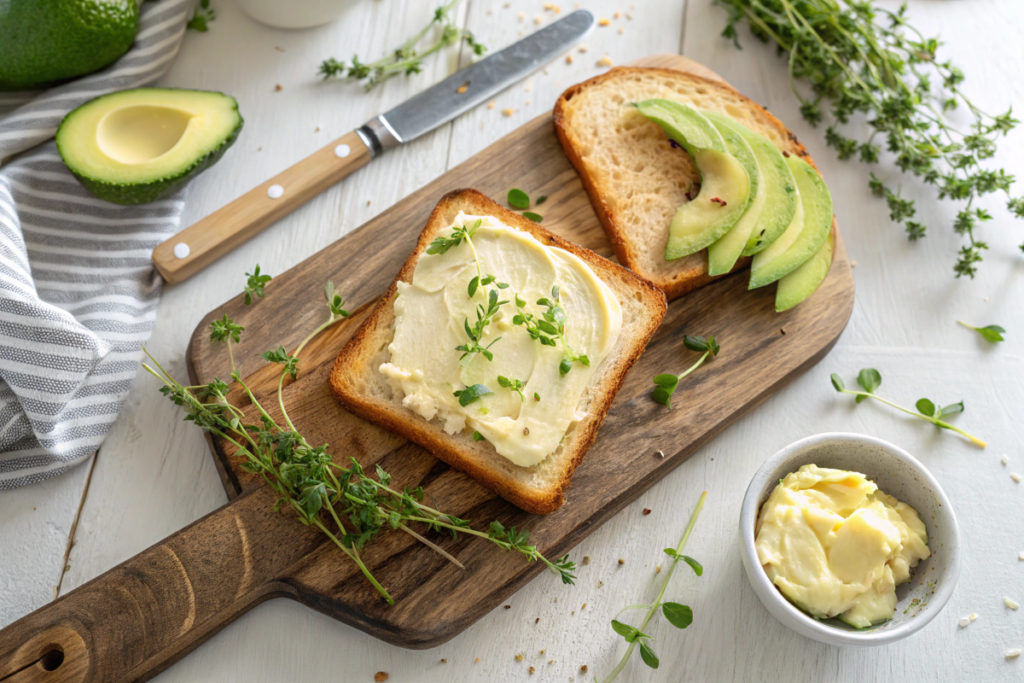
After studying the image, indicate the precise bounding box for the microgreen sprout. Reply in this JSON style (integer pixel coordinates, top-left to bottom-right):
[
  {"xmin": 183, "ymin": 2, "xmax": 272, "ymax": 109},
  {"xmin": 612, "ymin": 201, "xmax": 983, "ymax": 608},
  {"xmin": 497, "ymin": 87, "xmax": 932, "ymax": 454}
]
[
  {"xmin": 497, "ymin": 376, "xmax": 526, "ymax": 401},
  {"xmin": 456, "ymin": 288, "xmax": 507, "ymax": 368},
  {"xmin": 143, "ymin": 272, "xmax": 575, "ymax": 606},
  {"xmin": 243, "ymin": 264, "xmax": 272, "ymax": 305},
  {"xmin": 652, "ymin": 335, "xmax": 720, "ymax": 409},
  {"xmin": 453, "ymin": 383, "xmax": 492, "ymax": 407},
  {"xmin": 522, "ymin": 212, "xmax": 543, "ymax": 223},
  {"xmin": 831, "ymin": 368, "xmax": 986, "ymax": 447},
  {"xmin": 209, "ymin": 314, "xmax": 243, "ymax": 375},
  {"xmin": 958, "ymin": 321, "xmax": 1005, "ymax": 343},
  {"xmin": 513, "ymin": 287, "xmax": 590, "ymax": 375},
  {"xmin": 717, "ymin": 0, "xmax": 1024, "ymax": 277},
  {"xmin": 319, "ymin": 0, "xmax": 486, "ymax": 90},
  {"xmin": 598, "ymin": 491, "xmax": 706, "ymax": 682}
]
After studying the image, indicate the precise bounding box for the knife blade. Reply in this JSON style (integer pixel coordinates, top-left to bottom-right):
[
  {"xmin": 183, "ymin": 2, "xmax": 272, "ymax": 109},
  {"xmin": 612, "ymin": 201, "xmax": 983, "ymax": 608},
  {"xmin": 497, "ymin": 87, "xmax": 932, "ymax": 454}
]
[{"xmin": 153, "ymin": 10, "xmax": 596, "ymax": 285}]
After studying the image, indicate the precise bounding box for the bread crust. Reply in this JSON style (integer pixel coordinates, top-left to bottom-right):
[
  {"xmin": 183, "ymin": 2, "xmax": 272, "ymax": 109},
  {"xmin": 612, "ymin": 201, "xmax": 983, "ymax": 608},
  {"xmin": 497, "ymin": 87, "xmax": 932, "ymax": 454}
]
[
  {"xmin": 330, "ymin": 189, "xmax": 666, "ymax": 514},
  {"xmin": 553, "ymin": 66, "xmax": 815, "ymax": 301}
]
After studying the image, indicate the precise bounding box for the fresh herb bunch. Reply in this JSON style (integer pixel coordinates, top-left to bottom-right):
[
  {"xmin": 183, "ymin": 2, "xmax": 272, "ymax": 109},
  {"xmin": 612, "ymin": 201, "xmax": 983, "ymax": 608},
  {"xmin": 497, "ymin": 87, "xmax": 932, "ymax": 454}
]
[
  {"xmin": 717, "ymin": 0, "xmax": 1023, "ymax": 277},
  {"xmin": 831, "ymin": 368, "xmax": 986, "ymax": 447},
  {"xmin": 146, "ymin": 275, "xmax": 575, "ymax": 605},
  {"xmin": 319, "ymin": 0, "xmax": 486, "ymax": 90},
  {"xmin": 958, "ymin": 320, "xmax": 1005, "ymax": 343},
  {"xmin": 652, "ymin": 335, "xmax": 720, "ymax": 409},
  {"xmin": 513, "ymin": 287, "xmax": 590, "ymax": 375},
  {"xmin": 244, "ymin": 265, "xmax": 272, "ymax": 305},
  {"xmin": 186, "ymin": 0, "xmax": 215, "ymax": 32},
  {"xmin": 599, "ymin": 491, "xmax": 707, "ymax": 683}
]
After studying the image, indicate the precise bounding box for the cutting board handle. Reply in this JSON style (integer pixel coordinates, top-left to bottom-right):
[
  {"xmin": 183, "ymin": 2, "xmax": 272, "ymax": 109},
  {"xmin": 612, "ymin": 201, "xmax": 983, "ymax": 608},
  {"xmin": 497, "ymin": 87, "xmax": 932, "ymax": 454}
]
[
  {"xmin": 0, "ymin": 486, "xmax": 322, "ymax": 683},
  {"xmin": 152, "ymin": 130, "xmax": 372, "ymax": 285}
]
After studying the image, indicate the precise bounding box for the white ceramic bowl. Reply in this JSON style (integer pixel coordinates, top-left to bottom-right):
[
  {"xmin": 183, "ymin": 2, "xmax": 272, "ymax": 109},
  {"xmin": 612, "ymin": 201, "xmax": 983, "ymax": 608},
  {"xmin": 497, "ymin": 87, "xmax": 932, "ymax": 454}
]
[
  {"xmin": 738, "ymin": 433, "xmax": 961, "ymax": 646},
  {"xmin": 233, "ymin": 0, "xmax": 360, "ymax": 29}
]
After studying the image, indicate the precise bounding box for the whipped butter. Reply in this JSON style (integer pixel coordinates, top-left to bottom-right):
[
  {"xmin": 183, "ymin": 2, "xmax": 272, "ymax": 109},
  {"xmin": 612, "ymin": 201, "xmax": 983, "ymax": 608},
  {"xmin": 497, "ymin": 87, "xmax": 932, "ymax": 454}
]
[
  {"xmin": 755, "ymin": 464, "xmax": 930, "ymax": 628},
  {"xmin": 380, "ymin": 213, "xmax": 623, "ymax": 467}
]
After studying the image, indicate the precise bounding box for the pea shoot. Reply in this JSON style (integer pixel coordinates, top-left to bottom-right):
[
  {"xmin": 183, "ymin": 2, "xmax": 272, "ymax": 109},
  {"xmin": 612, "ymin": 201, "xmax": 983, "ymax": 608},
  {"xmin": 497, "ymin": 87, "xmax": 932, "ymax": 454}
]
[
  {"xmin": 831, "ymin": 368, "xmax": 986, "ymax": 447},
  {"xmin": 652, "ymin": 335, "xmax": 720, "ymax": 409},
  {"xmin": 958, "ymin": 321, "xmax": 1006, "ymax": 343}
]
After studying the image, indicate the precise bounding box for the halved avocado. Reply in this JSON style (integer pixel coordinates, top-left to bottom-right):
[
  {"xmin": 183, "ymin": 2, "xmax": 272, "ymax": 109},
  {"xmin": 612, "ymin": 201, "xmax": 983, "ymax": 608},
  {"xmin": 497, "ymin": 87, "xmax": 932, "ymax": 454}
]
[
  {"xmin": 56, "ymin": 88, "xmax": 243, "ymax": 205},
  {"xmin": 749, "ymin": 155, "xmax": 833, "ymax": 289},
  {"xmin": 776, "ymin": 227, "xmax": 834, "ymax": 312},
  {"xmin": 703, "ymin": 112, "xmax": 762, "ymax": 276},
  {"xmin": 738, "ymin": 128, "xmax": 799, "ymax": 256},
  {"xmin": 635, "ymin": 100, "xmax": 751, "ymax": 261}
]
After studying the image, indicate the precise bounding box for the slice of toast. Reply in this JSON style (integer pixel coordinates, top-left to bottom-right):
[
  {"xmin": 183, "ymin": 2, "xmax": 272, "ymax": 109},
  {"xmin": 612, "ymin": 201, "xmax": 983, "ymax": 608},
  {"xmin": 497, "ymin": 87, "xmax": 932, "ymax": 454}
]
[
  {"xmin": 330, "ymin": 189, "xmax": 666, "ymax": 514},
  {"xmin": 554, "ymin": 66, "xmax": 813, "ymax": 301}
]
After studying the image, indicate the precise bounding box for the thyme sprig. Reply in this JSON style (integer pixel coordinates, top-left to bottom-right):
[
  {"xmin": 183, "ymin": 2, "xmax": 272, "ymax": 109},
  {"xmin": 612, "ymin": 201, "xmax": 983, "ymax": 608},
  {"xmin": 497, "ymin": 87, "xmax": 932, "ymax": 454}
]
[
  {"xmin": 318, "ymin": 0, "xmax": 486, "ymax": 90},
  {"xmin": 652, "ymin": 335, "xmax": 720, "ymax": 409},
  {"xmin": 498, "ymin": 375, "xmax": 526, "ymax": 401},
  {"xmin": 145, "ymin": 276, "xmax": 575, "ymax": 606},
  {"xmin": 186, "ymin": 0, "xmax": 215, "ymax": 32},
  {"xmin": 244, "ymin": 264, "xmax": 272, "ymax": 305},
  {"xmin": 209, "ymin": 314, "xmax": 243, "ymax": 375},
  {"xmin": 456, "ymin": 288, "xmax": 508, "ymax": 368},
  {"xmin": 717, "ymin": 0, "xmax": 1023, "ymax": 277},
  {"xmin": 831, "ymin": 368, "xmax": 986, "ymax": 447},
  {"xmin": 513, "ymin": 287, "xmax": 590, "ymax": 375},
  {"xmin": 598, "ymin": 491, "xmax": 706, "ymax": 683}
]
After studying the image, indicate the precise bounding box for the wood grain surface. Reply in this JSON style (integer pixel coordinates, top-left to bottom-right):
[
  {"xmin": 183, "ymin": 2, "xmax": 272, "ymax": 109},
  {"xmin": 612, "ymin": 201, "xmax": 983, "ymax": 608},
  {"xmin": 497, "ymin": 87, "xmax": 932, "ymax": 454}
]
[{"xmin": 0, "ymin": 54, "xmax": 853, "ymax": 681}]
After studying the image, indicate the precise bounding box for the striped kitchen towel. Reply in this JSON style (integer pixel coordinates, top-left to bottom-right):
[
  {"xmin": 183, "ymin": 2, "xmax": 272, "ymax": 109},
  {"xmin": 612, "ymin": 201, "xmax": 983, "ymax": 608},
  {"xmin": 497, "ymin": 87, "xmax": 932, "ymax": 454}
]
[{"xmin": 0, "ymin": 0, "xmax": 192, "ymax": 488}]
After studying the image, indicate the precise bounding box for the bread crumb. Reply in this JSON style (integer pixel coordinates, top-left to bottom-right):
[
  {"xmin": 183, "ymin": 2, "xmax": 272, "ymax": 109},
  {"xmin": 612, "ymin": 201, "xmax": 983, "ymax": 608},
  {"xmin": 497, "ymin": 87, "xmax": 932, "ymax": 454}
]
[
  {"xmin": 851, "ymin": 260, "xmax": 857, "ymax": 267},
  {"xmin": 598, "ymin": 17, "xmax": 611, "ymax": 25},
  {"xmin": 970, "ymin": 613, "xmax": 979, "ymax": 621},
  {"xmin": 578, "ymin": 45, "xmax": 588, "ymax": 53},
  {"xmin": 1008, "ymin": 649, "xmax": 1022, "ymax": 659},
  {"xmin": 516, "ymin": 653, "xmax": 524, "ymax": 661},
  {"xmin": 566, "ymin": 54, "xmax": 574, "ymax": 64},
  {"xmin": 598, "ymin": 581, "xmax": 604, "ymax": 588},
  {"xmin": 504, "ymin": 1, "xmax": 510, "ymax": 6},
  {"xmin": 597, "ymin": 55, "xmax": 614, "ymax": 67},
  {"xmin": 581, "ymin": 665, "xmax": 589, "ymax": 673},
  {"xmin": 315, "ymin": 126, "xmax": 321, "ymax": 132},
  {"xmin": 656, "ymin": 564, "xmax": 662, "ymax": 574},
  {"xmin": 618, "ymin": 558, "xmax": 625, "ymax": 565},
  {"xmin": 440, "ymin": 659, "xmax": 447, "ymax": 663},
  {"xmin": 582, "ymin": 555, "xmax": 590, "ymax": 565},
  {"xmin": 257, "ymin": 147, "xmax": 262, "ymax": 151},
  {"xmin": 367, "ymin": 200, "xmax": 371, "ymax": 206},
  {"xmin": 274, "ymin": 84, "xmax": 282, "ymax": 91},
  {"xmin": 475, "ymin": 657, "xmax": 481, "ymax": 663},
  {"xmin": 614, "ymin": 11, "xmax": 621, "ymax": 18},
  {"xmin": 618, "ymin": 27, "xmax": 625, "ymax": 34},
  {"xmin": 1006, "ymin": 597, "xmax": 1020, "ymax": 610},
  {"xmin": 571, "ymin": 611, "xmax": 575, "ymax": 615},
  {"xmin": 502, "ymin": 108, "xmax": 516, "ymax": 117},
  {"xmin": 642, "ymin": 508, "xmax": 651, "ymax": 516},
  {"xmin": 626, "ymin": 13, "xmax": 633, "ymax": 19},
  {"xmin": 457, "ymin": 83, "xmax": 469, "ymax": 94},
  {"xmin": 958, "ymin": 617, "xmax": 970, "ymax": 627},
  {"xmin": 488, "ymin": 102, "xmax": 496, "ymax": 109},
  {"xmin": 529, "ymin": 666, "xmax": 535, "ymax": 674},
  {"xmin": 518, "ymin": 11, "xmax": 524, "ymax": 21},
  {"xmin": 540, "ymin": 649, "xmax": 546, "ymax": 655},
  {"xmin": 1012, "ymin": 472, "xmax": 1021, "ymax": 483},
  {"xmin": 525, "ymin": 100, "xmax": 531, "ymax": 106},
  {"xmin": 504, "ymin": 604, "xmax": 511, "ymax": 609},
  {"xmin": 535, "ymin": 617, "xmax": 539, "ymax": 623},
  {"xmin": 582, "ymin": 603, "xmax": 587, "ymax": 609},
  {"xmin": 374, "ymin": 674, "xmax": 388, "ymax": 682},
  {"xmin": 548, "ymin": 659, "xmax": 554, "ymax": 665},
  {"xmin": 534, "ymin": 15, "xmax": 542, "ymax": 24}
]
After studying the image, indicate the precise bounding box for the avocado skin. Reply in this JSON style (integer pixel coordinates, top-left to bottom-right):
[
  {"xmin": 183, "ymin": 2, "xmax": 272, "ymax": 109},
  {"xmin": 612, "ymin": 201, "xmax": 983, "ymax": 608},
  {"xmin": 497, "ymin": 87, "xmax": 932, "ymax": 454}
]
[
  {"xmin": 0, "ymin": 0, "xmax": 140, "ymax": 91},
  {"xmin": 56, "ymin": 89, "xmax": 244, "ymax": 205}
]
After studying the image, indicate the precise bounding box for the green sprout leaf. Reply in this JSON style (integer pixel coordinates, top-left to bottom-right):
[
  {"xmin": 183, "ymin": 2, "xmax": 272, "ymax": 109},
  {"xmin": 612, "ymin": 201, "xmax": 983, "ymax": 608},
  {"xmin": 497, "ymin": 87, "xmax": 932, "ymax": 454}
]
[
  {"xmin": 454, "ymin": 383, "xmax": 492, "ymax": 407},
  {"xmin": 915, "ymin": 398, "xmax": 937, "ymax": 417},
  {"xmin": 856, "ymin": 368, "xmax": 881, "ymax": 403},
  {"xmin": 830, "ymin": 373, "xmax": 846, "ymax": 392},
  {"xmin": 661, "ymin": 602, "xmax": 693, "ymax": 629},
  {"xmin": 244, "ymin": 264, "xmax": 272, "ymax": 305},
  {"xmin": 639, "ymin": 641, "xmax": 660, "ymax": 669},
  {"xmin": 959, "ymin": 321, "xmax": 1006, "ymax": 342},
  {"xmin": 536, "ymin": 195, "xmax": 548, "ymax": 205},
  {"xmin": 652, "ymin": 335, "xmax": 719, "ymax": 408},
  {"xmin": 473, "ymin": 430, "xmax": 486, "ymax": 442},
  {"xmin": 522, "ymin": 211, "xmax": 543, "ymax": 223},
  {"xmin": 508, "ymin": 188, "xmax": 530, "ymax": 209},
  {"xmin": 680, "ymin": 555, "xmax": 703, "ymax": 576},
  {"xmin": 611, "ymin": 619, "xmax": 638, "ymax": 641}
]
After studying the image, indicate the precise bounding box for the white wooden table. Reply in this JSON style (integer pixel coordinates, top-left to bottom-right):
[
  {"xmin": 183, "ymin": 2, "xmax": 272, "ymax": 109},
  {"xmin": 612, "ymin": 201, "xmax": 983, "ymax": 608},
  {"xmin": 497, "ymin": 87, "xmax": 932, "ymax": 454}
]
[{"xmin": 3, "ymin": 0, "xmax": 1023, "ymax": 680}]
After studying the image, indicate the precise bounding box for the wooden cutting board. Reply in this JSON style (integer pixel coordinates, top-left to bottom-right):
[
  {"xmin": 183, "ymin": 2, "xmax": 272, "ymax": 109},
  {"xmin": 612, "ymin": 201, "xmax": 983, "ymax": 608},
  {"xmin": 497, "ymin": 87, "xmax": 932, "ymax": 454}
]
[{"xmin": 0, "ymin": 55, "xmax": 853, "ymax": 682}]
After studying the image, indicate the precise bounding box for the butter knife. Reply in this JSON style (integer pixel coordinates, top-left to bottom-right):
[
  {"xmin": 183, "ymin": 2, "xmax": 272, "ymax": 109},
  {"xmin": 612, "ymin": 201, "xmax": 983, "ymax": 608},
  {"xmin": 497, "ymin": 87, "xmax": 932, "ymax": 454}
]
[{"xmin": 153, "ymin": 10, "xmax": 595, "ymax": 284}]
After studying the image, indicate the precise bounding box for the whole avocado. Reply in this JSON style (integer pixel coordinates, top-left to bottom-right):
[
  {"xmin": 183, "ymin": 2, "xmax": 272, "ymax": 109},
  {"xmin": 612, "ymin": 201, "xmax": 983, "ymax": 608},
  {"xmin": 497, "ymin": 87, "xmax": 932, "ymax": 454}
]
[{"xmin": 0, "ymin": 0, "xmax": 140, "ymax": 91}]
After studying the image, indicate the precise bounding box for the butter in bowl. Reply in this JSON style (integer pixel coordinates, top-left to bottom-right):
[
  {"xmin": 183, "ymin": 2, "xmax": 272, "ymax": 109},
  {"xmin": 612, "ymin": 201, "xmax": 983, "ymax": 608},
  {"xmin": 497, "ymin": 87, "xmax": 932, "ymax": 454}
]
[{"xmin": 738, "ymin": 433, "xmax": 961, "ymax": 646}]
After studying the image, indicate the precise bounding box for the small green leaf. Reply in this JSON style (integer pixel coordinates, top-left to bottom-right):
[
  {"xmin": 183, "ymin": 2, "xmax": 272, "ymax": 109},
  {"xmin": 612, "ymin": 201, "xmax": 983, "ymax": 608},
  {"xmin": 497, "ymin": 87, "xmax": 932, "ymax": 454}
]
[
  {"xmin": 652, "ymin": 380, "xmax": 678, "ymax": 408},
  {"xmin": 915, "ymin": 398, "xmax": 937, "ymax": 417},
  {"xmin": 453, "ymin": 384, "xmax": 492, "ymax": 407},
  {"xmin": 508, "ymin": 188, "xmax": 530, "ymax": 209},
  {"xmin": 559, "ymin": 358, "xmax": 572, "ymax": 375},
  {"xmin": 473, "ymin": 430, "xmax": 486, "ymax": 441},
  {"xmin": 653, "ymin": 373, "xmax": 679, "ymax": 387},
  {"xmin": 610, "ymin": 619, "xmax": 638, "ymax": 641},
  {"xmin": 536, "ymin": 195, "xmax": 548, "ymax": 205},
  {"xmin": 468, "ymin": 276, "xmax": 480, "ymax": 298},
  {"xmin": 639, "ymin": 641, "xmax": 660, "ymax": 669},
  {"xmin": 661, "ymin": 602, "xmax": 693, "ymax": 629},
  {"xmin": 680, "ymin": 555, "xmax": 703, "ymax": 576},
  {"xmin": 940, "ymin": 401, "xmax": 965, "ymax": 417},
  {"xmin": 683, "ymin": 335, "xmax": 709, "ymax": 352},
  {"xmin": 522, "ymin": 211, "xmax": 543, "ymax": 223},
  {"xmin": 533, "ymin": 392, "xmax": 540, "ymax": 401},
  {"xmin": 830, "ymin": 373, "xmax": 845, "ymax": 392},
  {"xmin": 857, "ymin": 368, "xmax": 881, "ymax": 394},
  {"xmin": 960, "ymin": 321, "xmax": 1005, "ymax": 342},
  {"xmin": 663, "ymin": 548, "xmax": 678, "ymax": 558}
]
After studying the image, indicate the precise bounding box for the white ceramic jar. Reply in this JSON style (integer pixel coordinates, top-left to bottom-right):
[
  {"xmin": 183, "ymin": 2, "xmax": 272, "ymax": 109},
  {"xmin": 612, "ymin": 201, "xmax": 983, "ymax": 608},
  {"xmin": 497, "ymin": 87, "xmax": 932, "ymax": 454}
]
[{"xmin": 233, "ymin": 0, "xmax": 360, "ymax": 29}]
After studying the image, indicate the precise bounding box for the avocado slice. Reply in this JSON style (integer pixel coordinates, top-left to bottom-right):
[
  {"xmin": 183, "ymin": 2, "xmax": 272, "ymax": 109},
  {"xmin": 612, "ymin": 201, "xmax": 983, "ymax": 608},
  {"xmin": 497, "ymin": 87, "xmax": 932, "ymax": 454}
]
[
  {"xmin": 749, "ymin": 156, "xmax": 833, "ymax": 289},
  {"xmin": 775, "ymin": 227, "xmax": 834, "ymax": 311},
  {"xmin": 634, "ymin": 100, "xmax": 751, "ymax": 261},
  {"xmin": 738, "ymin": 129, "xmax": 799, "ymax": 256},
  {"xmin": 0, "ymin": 0, "xmax": 139, "ymax": 91},
  {"xmin": 703, "ymin": 112, "xmax": 762, "ymax": 276},
  {"xmin": 56, "ymin": 88, "xmax": 243, "ymax": 205}
]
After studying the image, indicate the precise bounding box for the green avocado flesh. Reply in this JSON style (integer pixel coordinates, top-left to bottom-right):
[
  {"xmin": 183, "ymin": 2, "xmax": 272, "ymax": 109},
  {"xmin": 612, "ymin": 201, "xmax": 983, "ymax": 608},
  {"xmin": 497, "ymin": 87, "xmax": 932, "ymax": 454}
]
[
  {"xmin": 56, "ymin": 88, "xmax": 243, "ymax": 205},
  {"xmin": 634, "ymin": 100, "xmax": 751, "ymax": 261},
  {"xmin": 0, "ymin": 0, "xmax": 139, "ymax": 91},
  {"xmin": 703, "ymin": 112, "xmax": 762, "ymax": 276},
  {"xmin": 737, "ymin": 128, "xmax": 799, "ymax": 256},
  {"xmin": 749, "ymin": 155, "xmax": 833, "ymax": 289},
  {"xmin": 776, "ymin": 228, "xmax": 833, "ymax": 311}
]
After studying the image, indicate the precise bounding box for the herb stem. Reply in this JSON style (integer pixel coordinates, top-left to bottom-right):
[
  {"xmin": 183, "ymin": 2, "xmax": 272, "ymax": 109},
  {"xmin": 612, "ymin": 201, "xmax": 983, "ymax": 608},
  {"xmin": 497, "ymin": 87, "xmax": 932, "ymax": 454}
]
[
  {"xmin": 837, "ymin": 388, "xmax": 986, "ymax": 447},
  {"xmin": 397, "ymin": 522, "xmax": 466, "ymax": 569},
  {"xmin": 599, "ymin": 491, "xmax": 707, "ymax": 683},
  {"xmin": 313, "ymin": 518, "xmax": 394, "ymax": 605}
]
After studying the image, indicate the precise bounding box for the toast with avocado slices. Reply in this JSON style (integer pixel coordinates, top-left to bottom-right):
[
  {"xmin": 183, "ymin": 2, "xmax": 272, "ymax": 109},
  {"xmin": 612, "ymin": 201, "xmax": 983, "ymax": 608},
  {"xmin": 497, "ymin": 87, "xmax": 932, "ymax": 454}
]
[
  {"xmin": 554, "ymin": 67, "xmax": 836, "ymax": 304},
  {"xmin": 330, "ymin": 189, "xmax": 666, "ymax": 515}
]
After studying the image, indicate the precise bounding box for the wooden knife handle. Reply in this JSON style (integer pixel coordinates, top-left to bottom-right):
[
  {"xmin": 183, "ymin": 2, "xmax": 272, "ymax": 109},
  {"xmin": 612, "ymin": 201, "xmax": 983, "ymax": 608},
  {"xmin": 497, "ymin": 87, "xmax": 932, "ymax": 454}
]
[
  {"xmin": 0, "ymin": 486, "xmax": 322, "ymax": 683},
  {"xmin": 153, "ymin": 130, "xmax": 372, "ymax": 285}
]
